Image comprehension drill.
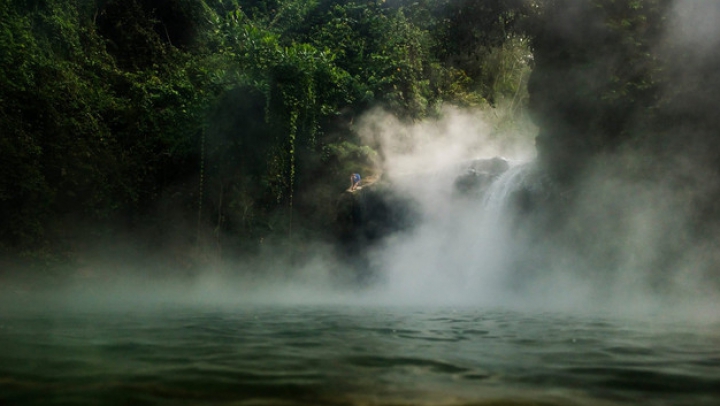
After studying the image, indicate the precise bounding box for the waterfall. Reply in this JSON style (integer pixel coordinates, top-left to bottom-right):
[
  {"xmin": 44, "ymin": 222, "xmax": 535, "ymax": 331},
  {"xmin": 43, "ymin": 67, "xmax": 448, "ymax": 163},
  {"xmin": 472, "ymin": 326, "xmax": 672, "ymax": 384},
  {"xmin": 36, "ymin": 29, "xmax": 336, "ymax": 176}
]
[
  {"xmin": 481, "ymin": 162, "xmax": 531, "ymax": 221},
  {"xmin": 378, "ymin": 159, "xmax": 535, "ymax": 305},
  {"xmin": 449, "ymin": 161, "xmax": 533, "ymax": 298}
]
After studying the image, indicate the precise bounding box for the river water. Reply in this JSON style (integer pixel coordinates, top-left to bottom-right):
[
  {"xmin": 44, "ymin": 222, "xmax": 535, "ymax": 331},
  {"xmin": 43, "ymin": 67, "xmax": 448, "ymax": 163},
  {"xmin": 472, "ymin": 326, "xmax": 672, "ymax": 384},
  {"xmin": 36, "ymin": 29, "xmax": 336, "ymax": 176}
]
[
  {"xmin": 2, "ymin": 162, "xmax": 719, "ymax": 405},
  {"xmin": 1, "ymin": 303, "xmax": 718, "ymax": 406}
]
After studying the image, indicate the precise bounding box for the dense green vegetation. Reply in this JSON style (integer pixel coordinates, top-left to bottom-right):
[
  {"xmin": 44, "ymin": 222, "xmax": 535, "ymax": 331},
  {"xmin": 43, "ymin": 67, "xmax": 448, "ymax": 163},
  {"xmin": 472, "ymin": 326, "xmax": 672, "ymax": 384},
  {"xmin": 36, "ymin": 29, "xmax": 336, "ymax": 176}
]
[
  {"xmin": 0, "ymin": 0, "xmax": 533, "ymax": 271},
  {"xmin": 525, "ymin": 0, "xmax": 720, "ymax": 284},
  {"xmin": 2, "ymin": 0, "xmax": 718, "ymax": 278},
  {"xmin": 527, "ymin": 0, "xmax": 720, "ymax": 214}
]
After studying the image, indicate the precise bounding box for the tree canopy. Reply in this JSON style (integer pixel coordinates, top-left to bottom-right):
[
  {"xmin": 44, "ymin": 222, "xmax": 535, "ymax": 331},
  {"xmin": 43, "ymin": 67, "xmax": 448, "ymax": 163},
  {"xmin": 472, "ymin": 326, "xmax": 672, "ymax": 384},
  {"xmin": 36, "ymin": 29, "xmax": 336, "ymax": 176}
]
[
  {"xmin": 0, "ymin": 0, "xmax": 533, "ymax": 270},
  {"xmin": 4, "ymin": 0, "xmax": 717, "ymax": 276}
]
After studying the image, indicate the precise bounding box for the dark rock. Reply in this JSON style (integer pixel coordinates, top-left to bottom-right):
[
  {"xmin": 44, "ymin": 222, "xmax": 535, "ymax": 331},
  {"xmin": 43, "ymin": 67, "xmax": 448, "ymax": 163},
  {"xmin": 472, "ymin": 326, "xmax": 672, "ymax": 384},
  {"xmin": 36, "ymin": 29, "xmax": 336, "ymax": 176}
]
[
  {"xmin": 453, "ymin": 157, "xmax": 511, "ymax": 196},
  {"xmin": 336, "ymin": 183, "xmax": 417, "ymax": 247},
  {"xmin": 334, "ymin": 181, "xmax": 418, "ymax": 282}
]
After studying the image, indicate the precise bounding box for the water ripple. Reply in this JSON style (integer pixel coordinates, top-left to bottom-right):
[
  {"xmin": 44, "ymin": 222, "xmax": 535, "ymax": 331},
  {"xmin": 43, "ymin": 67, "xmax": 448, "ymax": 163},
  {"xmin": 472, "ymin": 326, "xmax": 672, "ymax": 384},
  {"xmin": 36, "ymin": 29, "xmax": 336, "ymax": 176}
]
[{"xmin": 0, "ymin": 307, "xmax": 718, "ymax": 405}]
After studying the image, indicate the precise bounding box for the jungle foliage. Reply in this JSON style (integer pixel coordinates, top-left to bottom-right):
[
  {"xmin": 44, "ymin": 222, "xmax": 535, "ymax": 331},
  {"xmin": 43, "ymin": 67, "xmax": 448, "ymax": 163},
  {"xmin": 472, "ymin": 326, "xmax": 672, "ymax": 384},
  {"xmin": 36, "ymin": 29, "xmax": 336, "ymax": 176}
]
[
  {"xmin": 511, "ymin": 0, "xmax": 720, "ymax": 291},
  {"xmin": 4, "ymin": 0, "xmax": 714, "ymax": 274},
  {"xmin": 0, "ymin": 0, "xmax": 534, "ymax": 269}
]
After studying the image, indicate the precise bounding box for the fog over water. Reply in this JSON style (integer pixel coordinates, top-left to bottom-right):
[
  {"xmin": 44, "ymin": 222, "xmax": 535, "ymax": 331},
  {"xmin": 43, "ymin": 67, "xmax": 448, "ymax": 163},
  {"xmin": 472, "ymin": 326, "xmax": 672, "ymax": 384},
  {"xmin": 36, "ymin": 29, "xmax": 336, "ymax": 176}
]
[
  {"xmin": 4, "ymin": 1, "xmax": 720, "ymax": 325},
  {"xmin": 7, "ymin": 102, "xmax": 716, "ymax": 325},
  {"xmin": 227, "ymin": 0, "xmax": 713, "ymax": 320},
  {"xmin": 3, "ymin": 4, "xmax": 720, "ymax": 406}
]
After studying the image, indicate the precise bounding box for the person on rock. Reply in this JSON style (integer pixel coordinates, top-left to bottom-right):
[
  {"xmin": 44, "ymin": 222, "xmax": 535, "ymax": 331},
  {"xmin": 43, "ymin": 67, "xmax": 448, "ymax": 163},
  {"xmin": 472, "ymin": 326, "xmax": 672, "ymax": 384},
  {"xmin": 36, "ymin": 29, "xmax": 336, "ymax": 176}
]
[{"xmin": 350, "ymin": 173, "xmax": 361, "ymax": 191}]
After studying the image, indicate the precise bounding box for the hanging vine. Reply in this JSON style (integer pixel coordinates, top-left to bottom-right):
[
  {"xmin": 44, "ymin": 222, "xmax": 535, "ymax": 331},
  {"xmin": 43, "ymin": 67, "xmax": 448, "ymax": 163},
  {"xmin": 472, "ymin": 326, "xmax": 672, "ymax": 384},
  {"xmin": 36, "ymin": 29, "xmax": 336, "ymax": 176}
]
[
  {"xmin": 196, "ymin": 128, "xmax": 205, "ymax": 247},
  {"xmin": 287, "ymin": 106, "xmax": 298, "ymax": 237}
]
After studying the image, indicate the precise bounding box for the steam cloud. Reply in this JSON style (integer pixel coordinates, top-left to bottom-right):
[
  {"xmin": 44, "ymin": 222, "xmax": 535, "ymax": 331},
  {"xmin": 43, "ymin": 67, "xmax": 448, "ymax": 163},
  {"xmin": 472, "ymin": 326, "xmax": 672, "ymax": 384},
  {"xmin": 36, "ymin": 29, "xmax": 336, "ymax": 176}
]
[
  {"xmin": 4, "ymin": 1, "xmax": 719, "ymax": 323},
  {"xmin": 344, "ymin": 1, "xmax": 720, "ymax": 319},
  {"xmin": 352, "ymin": 106, "xmax": 535, "ymax": 306}
]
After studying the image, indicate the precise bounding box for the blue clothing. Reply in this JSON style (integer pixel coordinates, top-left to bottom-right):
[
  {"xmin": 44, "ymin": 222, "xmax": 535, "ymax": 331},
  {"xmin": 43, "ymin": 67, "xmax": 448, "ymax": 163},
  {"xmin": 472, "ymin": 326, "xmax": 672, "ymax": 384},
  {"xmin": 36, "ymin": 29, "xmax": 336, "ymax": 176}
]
[{"xmin": 352, "ymin": 173, "xmax": 361, "ymax": 184}]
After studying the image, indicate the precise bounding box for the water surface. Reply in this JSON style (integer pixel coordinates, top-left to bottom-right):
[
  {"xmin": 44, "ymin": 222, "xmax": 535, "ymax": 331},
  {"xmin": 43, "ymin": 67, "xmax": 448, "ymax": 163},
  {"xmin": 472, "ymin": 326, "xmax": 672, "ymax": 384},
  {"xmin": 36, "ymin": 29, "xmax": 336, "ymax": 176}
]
[{"xmin": 1, "ymin": 305, "xmax": 718, "ymax": 405}]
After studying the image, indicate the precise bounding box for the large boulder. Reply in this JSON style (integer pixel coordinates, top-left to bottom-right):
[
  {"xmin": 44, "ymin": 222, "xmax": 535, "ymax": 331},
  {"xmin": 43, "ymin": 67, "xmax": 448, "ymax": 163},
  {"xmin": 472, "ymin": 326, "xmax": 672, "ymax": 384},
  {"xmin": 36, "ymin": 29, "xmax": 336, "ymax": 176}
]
[
  {"xmin": 335, "ymin": 181, "xmax": 417, "ymax": 249},
  {"xmin": 453, "ymin": 157, "xmax": 511, "ymax": 196}
]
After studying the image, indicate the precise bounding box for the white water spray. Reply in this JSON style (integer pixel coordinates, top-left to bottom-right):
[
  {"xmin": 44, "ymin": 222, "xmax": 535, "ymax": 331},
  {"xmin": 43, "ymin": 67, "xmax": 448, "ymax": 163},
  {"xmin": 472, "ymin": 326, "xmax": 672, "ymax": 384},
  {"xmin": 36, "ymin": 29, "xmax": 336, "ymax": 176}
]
[
  {"xmin": 373, "ymin": 161, "xmax": 534, "ymax": 306},
  {"xmin": 482, "ymin": 162, "xmax": 532, "ymax": 220}
]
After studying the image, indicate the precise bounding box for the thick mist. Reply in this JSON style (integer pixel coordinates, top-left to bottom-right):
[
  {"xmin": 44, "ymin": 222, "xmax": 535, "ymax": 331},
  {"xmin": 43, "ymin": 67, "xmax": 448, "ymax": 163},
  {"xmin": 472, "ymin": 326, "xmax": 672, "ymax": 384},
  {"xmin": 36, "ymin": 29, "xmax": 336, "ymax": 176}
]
[
  {"xmin": 0, "ymin": 105, "xmax": 539, "ymax": 314},
  {"xmin": 505, "ymin": 0, "xmax": 720, "ymax": 318},
  {"xmin": 4, "ymin": 104, "xmax": 717, "ymax": 322},
  {"xmin": 4, "ymin": 1, "xmax": 719, "ymax": 323},
  {"xmin": 353, "ymin": 107, "xmax": 535, "ymax": 305}
]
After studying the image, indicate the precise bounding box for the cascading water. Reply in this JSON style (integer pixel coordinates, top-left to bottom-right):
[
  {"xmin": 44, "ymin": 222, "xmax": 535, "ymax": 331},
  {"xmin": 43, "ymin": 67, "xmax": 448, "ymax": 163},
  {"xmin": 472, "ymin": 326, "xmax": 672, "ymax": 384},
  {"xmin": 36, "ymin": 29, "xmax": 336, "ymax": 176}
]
[
  {"xmin": 481, "ymin": 162, "xmax": 531, "ymax": 217},
  {"xmin": 467, "ymin": 161, "xmax": 533, "ymax": 297},
  {"xmin": 377, "ymin": 159, "xmax": 534, "ymax": 305}
]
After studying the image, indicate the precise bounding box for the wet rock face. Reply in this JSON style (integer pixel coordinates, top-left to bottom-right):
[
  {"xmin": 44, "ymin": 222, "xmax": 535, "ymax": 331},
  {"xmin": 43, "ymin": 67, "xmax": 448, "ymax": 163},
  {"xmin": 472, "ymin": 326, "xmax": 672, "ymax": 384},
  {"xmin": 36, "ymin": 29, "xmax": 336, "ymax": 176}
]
[
  {"xmin": 453, "ymin": 157, "xmax": 511, "ymax": 196},
  {"xmin": 335, "ymin": 184, "xmax": 417, "ymax": 249},
  {"xmin": 334, "ymin": 182, "xmax": 419, "ymax": 281},
  {"xmin": 333, "ymin": 157, "xmax": 527, "ymax": 282},
  {"xmin": 335, "ymin": 157, "xmax": 512, "ymax": 251}
]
